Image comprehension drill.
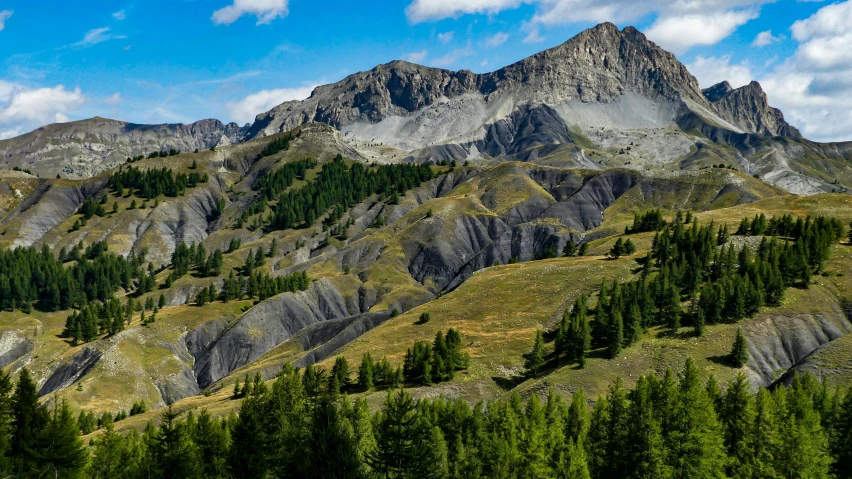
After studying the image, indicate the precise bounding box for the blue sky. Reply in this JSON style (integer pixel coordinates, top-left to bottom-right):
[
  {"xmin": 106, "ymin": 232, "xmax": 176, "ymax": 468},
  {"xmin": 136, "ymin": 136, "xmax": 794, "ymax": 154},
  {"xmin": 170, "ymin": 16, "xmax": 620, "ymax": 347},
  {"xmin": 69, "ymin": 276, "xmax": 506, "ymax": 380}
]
[{"xmin": 0, "ymin": 0, "xmax": 850, "ymax": 141}]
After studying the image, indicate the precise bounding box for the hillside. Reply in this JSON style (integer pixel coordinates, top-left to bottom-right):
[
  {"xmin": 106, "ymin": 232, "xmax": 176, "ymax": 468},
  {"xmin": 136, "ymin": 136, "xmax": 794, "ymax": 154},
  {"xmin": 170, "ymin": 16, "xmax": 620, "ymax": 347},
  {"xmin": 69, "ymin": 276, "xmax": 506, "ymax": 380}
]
[{"xmin": 0, "ymin": 22, "xmax": 846, "ymax": 452}]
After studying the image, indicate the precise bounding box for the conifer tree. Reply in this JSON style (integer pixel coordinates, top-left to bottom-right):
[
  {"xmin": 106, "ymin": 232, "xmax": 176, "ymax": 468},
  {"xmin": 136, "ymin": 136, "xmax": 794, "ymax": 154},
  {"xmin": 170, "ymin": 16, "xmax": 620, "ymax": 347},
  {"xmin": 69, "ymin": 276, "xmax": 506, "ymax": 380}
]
[
  {"xmin": 563, "ymin": 240, "xmax": 578, "ymax": 257},
  {"xmin": 667, "ymin": 359, "xmax": 728, "ymax": 477},
  {"xmin": 608, "ymin": 310, "xmax": 623, "ymax": 359},
  {"xmin": 730, "ymin": 328, "xmax": 749, "ymax": 367},
  {"xmin": 331, "ymin": 356, "xmax": 351, "ymax": 393},
  {"xmin": 831, "ymin": 389, "xmax": 852, "ymax": 478},
  {"xmin": 36, "ymin": 399, "xmax": 88, "ymax": 478},
  {"xmin": 358, "ymin": 352, "xmax": 374, "ymax": 391},
  {"xmin": 525, "ymin": 330, "xmax": 546, "ymax": 378},
  {"xmin": 368, "ymin": 390, "xmax": 432, "ymax": 478},
  {"xmin": 11, "ymin": 368, "xmax": 48, "ymax": 475}
]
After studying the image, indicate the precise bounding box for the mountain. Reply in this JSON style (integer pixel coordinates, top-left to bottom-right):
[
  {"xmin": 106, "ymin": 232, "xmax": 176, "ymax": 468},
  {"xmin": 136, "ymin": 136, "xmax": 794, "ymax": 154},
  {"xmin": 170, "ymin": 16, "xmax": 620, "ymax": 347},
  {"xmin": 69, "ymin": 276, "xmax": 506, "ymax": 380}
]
[
  {"xmin": 245, "ymin": 23, "xmax": 848, "ymax": 195},
  {"xmin": 0, "ymin": 117, "xmax": 246, "ymax": 179},
  {"xmin": 0, "ymin": 23, "xmax": 851, "ymax": 423},
  {"xmin": 702, "ymin": 80, "xmax": 801, "ymax": 137}
]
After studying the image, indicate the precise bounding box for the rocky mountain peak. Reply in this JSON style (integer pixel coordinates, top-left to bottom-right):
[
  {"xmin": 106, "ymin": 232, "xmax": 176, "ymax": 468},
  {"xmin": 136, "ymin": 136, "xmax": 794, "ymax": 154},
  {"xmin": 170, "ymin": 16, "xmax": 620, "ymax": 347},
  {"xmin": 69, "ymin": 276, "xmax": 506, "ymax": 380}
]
[
  {"xmin": 702, "ymin": 81, "xmax": 734, "ymax": 102},
  {"xmin": 704, "ymin": 80, "xmax": 801, "ymax": 138}
]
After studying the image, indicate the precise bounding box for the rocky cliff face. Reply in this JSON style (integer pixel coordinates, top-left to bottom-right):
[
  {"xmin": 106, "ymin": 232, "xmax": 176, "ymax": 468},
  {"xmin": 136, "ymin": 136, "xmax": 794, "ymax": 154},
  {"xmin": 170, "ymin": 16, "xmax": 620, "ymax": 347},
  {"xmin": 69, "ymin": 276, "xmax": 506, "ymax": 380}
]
[
  {"xmin": 702, "ymin": 81, "xmax": 801, "ymax": 138},
  {"xmin": 0, "ymin": 117, "xmax": 246, "ymax": 179},
  {"xmin": 245, "ymin": 23, "xmax": 713, "ymax": 142}
]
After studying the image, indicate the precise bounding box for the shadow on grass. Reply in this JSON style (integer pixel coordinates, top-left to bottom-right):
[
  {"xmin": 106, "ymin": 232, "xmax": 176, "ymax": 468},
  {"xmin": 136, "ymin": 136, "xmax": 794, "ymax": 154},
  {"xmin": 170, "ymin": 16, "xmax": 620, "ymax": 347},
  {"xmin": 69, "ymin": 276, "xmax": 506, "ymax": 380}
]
[
  {"xmin": 654, "ymin": 328, "xmax": 697, "ymax": 340},
  {"xmin": 707, "ymin": 354, "xmax": 734, "ymax": 367},
  {"xmin": 492, "ymin": 375, "xmax": 526, "ymax": 391}
]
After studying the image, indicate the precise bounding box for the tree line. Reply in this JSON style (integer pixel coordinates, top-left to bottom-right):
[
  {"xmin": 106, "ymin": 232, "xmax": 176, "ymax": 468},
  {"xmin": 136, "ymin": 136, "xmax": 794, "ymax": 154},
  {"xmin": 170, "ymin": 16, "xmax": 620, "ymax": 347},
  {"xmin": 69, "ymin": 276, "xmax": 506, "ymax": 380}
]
[
  {"xmin": 0, "ymin": 242, "xmax": 147, "ymax": 314},
  {"xmin": 108, "ymin": 166, "xmax": 208, "ymax": 200},
  {"xmin": 560, "ymin": 213, "xmax": 844, "ymax": 363},
  {"xmin": 1, "ymin": 357, "xmax": 846, "ymax": 478},
  {"xmin": 268, "ymin": 154, "xmax": 435, "ymax": 231}
]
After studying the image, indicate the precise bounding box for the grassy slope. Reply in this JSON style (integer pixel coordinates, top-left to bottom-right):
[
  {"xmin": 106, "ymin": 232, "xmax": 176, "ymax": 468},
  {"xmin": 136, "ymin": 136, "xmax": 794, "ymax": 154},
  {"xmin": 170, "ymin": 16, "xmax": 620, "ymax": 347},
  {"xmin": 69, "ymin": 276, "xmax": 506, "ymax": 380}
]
[{"xmin": 312, "ymin": 193, "xmax": 852, "ymax": 405}]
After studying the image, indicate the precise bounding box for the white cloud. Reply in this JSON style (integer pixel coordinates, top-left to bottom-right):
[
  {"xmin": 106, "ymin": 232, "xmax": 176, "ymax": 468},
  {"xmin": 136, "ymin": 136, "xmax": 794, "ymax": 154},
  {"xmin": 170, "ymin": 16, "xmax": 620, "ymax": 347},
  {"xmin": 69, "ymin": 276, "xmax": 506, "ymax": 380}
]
[
  {"xmin": 213, "ymin": 0, "xmax": 289, "ymax": 25},
  {"xmin": 523, "ymin": 27, "xmax": 545, "ymax": 44},
  {"xmin": 758, "ymin": 0, "xmax": 852, "ymax": 141},
  {"xmin": 437, "ymin": 31, "xmax": 454, "ymax": 43},
  {"xmin": 112, "ymin": 9, "xmax": 126, "ymax": 20},
  {"xmin": 226, "ymin": 86, "xmax": 315, "ymax": 124},
  {"xmin": 74, "ymin": 27, "xmax": 126, "ymax": 47},
  {"xmin": 0, "ymin": 127, "xmax": 22, "ymax": 140},
  {"xmin": 0, "ymin": 84, "xmax": 85, "ymax": 125},
  {"xmin": 406, "ymin": 0, "xmax": 524, "ymax": 23},
  {"xmin": 431, "ymin": 44, "xmax": 475, "ymax": 67},
  {"xmin": 645, "ymin": 10, "xmax": 758, "ymax": 53},
  {"xmin": 752, "ymin": 30, "xmax": 782, "ymax": 47},
  {"xmin": 485, "ymin": 32, "xmax": 510, "ymax": 47},
  {"xmin": 0, "ymin": 10, "xmax": 12, "ymax": 32},
  {"xmin": 104, "ymin": 93, "xmax": 123, "ymax": 105},
  {"xmin": 408, "ymin": 0, "xmax": 768, "ymax": 52},
  {"xmin": 688, "ymin": 55, "xmax": 754, "ymax": 89},
  {"xmin": 404, "ymin": 50, "xmax": 429, "ymax": 63}
]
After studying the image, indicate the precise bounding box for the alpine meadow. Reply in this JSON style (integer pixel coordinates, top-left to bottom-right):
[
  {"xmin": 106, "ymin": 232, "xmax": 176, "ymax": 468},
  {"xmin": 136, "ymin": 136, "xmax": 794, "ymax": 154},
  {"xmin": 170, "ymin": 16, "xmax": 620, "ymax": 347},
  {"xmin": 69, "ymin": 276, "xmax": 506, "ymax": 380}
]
[{"xmin": 1, "ymin": 1, "xmax": 852, "ymax": 477}]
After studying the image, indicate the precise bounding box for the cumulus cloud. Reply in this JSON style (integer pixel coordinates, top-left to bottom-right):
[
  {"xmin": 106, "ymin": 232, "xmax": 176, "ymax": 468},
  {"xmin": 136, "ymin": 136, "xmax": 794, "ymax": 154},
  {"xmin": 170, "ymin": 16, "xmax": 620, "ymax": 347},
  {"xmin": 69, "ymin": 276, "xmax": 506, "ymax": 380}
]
[
  {"xmin": 0, "ymin": 84, "xmax": 85, "ymax": 126},
  {"xmin": 104, "ymin": 93, "xmax": 123, "ymax": 105},
  {"xmin": 404, "ymin": 50, "xmax": 429, "ymax": 63},
  {"xmin": 688, "ymin": 56, "xmax": 754, "ymax": 89},
  {"xmin": 408, "ymin": 0, "xmax": 768, "ymax": 52},
  {"xmin": 523, "ymin": 27, "xmax": 545, "ymax": 44},
  {"xmin": 485, "ymin": 32, "xmax": 510, "ymax": 47},
  {"xmin": 759, "ymin": 0, "xmax": 852, "ymax": 141},
  {"xmin": 73, "ymin": 27, "xmax": 126, "ymax": 47},
  {"xmin": 226, "ymin": 86, "xmax": 315, "ymax": 124},
  {"xmin": 437, "ymin": 31, "xmax": 454, "ymax": 43},
  {"xmin": 752, "ymin": 30, "xmax": 782, "ymax": 47},
  {"xmin": 406, "ymin": 0, "xmax": 523, "ymax": 23},
  {"xmin": 645, "ymin": 10, "xmax": 758, "ymax": 53},
  {"xmin": 0, "ymin": 10, "xmax": 12, "ymax": 32},
  {"xmin": 112, "ymin": 9, "xmax": 126, "ymax": 20},
  {"xmin": 431, "ymin": 44, "xmax": 475, "ymax": 67},
  {"xmin": 213, "ymin": 0, "xmax": 289, "ymax": 25}
]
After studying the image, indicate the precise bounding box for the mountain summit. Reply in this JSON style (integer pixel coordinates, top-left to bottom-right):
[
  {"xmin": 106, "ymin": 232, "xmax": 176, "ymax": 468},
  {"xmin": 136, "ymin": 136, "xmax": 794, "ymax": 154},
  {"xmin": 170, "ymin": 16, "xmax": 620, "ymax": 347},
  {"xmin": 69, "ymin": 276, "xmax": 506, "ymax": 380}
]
[
  {"xmin": 246, "ymin": 23, "xmax": 796, "ymax": 145},
  {"xmin": 0, "ymin": 23, "xmax": 844, "ymax": 194}
]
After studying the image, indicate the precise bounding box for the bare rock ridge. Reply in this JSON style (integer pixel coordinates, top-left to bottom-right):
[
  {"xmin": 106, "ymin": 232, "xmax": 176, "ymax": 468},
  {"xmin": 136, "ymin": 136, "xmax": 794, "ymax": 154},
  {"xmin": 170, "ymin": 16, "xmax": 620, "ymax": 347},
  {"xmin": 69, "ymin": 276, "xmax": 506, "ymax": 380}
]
[
  {"xmin": 0, "ymin": 117, "xmax": 246, "ymax": 179},
  {"xmin": 244, "ymin": 23, "xmax": 795, "ymax": 147},
  {"xmin": 702, "ymin": 81, "xmax": 801, "ymax": 138}
]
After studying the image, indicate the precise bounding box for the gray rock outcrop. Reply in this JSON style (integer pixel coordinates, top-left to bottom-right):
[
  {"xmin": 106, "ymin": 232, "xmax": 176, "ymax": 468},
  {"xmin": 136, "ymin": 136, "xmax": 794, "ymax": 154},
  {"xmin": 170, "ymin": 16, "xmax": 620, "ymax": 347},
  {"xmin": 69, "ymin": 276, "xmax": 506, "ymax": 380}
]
[
  {"xmin": 0, "ymin": 117, "xmax": 246, "ymax": 179},
  {"xmin": 702, "ymin": 81, "xmax": 801, "ymax": 138}
]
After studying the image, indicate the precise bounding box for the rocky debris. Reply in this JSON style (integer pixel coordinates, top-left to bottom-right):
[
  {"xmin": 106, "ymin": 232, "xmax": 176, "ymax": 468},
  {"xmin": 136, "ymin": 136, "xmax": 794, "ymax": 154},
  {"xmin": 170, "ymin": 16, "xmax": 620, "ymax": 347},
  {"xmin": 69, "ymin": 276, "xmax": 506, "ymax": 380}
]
[
  {"xmin": 155, "ymin": 367, "xmax": 201, "ymax": 405},
  {"xmin": 294, "ymin": 312, "xmax": 392, "ymax": 367},
  {"xmin": 38, "ymin": 347, "xmax": 103, "ymax": 396},
  {"xmin": 744, "ymin": 307, "xmax": 852, "ymax": 387},
  {"xmin": 0, "ymin": 117, "xmax": 246, "ymax": 179},
  {"xmin": 192, "ymin": 278, "xmax": 358, "ymax": 387},
  {"xmin": 702, "ymin": 81, "xmax": 801, "ymax": 138},
  {"xmin": 0, "ymin": 332, "xmax": 33, "ymax": 368}
]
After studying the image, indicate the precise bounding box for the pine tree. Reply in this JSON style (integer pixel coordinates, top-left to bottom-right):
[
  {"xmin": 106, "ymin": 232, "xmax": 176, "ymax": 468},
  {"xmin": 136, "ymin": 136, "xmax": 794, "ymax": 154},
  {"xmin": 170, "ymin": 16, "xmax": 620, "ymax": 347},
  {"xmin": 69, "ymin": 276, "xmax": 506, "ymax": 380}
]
[
  {"xmin": 525, "ymin": 330, "xmax": 546, "ymax": 377},
  {"xmin": 331, "ymin": 356, "xmax": 351, "ymax": 393},
  {"xmin": 358, "ymin": 352, "xmax": 375, "ymax": 391},
  {"xmin": 564, "ymin": 240, "xmax": 578, "ymax": 257},
  {"xmin": 368, "ymin": 390, "xmax": 432, "ymax": 478},
  {"xmin": 720, "ymin": 373, "xmax": 756, "ymax": 478},
  {"xmin": 608, "ymin": 310, "xmax": 623, "ymax": 359},
  {"xmin": 36, "ymin": 399, "xmax": 88, "ymax": 478},
  {"xmin": 831, "ymin": 389, "xmax": 852, "ymax": 478},
  {"xmin": 661, "ymin": 284, "xmax": 681, "ymax": 330},
  {"xmin": 11, "ymin": 368, "xmax": 48, "ymax": 475},
  {"xmin": 730, "ymin": 328, "xmax": 749, "ymax": 367},
  {"xmin": 667, "ymin": 359, "xmax": 728, "ymax": 478},
  {"xmin": 624, "ymin": 376, "xmax": 667, "ymax": 479},
  {"xmin": 609, "ymin": 238, "xmax": 625, "ymax": 259}
]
